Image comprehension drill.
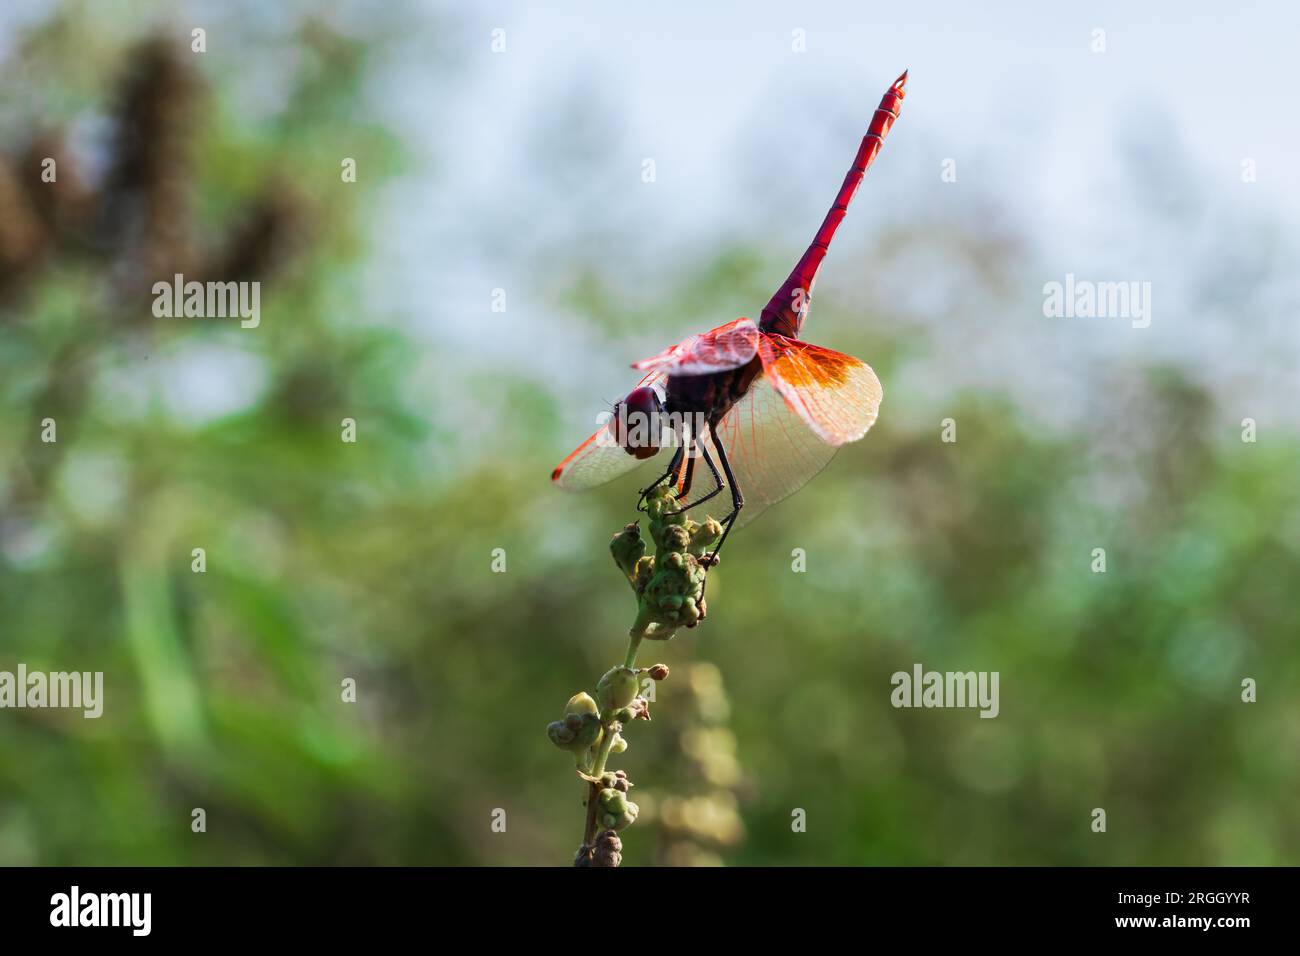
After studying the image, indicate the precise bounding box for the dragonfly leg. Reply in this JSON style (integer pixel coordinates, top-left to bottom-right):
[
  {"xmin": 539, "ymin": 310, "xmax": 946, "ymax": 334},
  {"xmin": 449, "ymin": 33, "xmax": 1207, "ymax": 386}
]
[
  {"xmin": 701, "ymin": 423, "xmax": 744, "ymax": 571},
  {"xmin": 637, "ymin": 445, "xmax": 684, "ymax": 511},
  {"xmin": 674, "ymin": 439, "xmax": 698, "ymax": 499},
  {"xmin": 668, "ymin": 435, "xmax": 724, "ymax": 512}
]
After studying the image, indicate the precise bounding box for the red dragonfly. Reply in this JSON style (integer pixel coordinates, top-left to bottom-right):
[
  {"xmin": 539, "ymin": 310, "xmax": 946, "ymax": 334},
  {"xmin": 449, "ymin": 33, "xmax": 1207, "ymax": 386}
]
[{"xmin": 553, "ymin": 71, "xmax": 907, "ymax": 562}]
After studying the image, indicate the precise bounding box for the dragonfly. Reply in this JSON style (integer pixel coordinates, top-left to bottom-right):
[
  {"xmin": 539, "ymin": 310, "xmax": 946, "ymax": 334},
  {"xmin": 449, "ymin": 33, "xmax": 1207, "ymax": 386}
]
[{"xmin": 553, "ymin": 71, "xmax": 907, "ymax": 565}]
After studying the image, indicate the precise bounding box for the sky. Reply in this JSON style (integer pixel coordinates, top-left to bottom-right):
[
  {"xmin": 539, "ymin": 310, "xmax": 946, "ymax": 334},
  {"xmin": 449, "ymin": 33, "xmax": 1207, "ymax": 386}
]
[
  {"xmin": 414, "ymin": 0, "xmax": 1300, "ymax": 231},
  {"xmin": 367, "ymin": 0, "xmax": 1299, "ymax": 433},
  {"xmin": 2, "ymin": 0, "xmax": 1296, "ymax": 432}
]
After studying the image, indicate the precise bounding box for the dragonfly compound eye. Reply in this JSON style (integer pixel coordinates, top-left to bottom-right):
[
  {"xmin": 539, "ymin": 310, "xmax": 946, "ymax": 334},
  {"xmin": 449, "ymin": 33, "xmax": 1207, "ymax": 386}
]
[{"xmin": 610, "ymin": 386, "xmax": 663, "ymax": 459}]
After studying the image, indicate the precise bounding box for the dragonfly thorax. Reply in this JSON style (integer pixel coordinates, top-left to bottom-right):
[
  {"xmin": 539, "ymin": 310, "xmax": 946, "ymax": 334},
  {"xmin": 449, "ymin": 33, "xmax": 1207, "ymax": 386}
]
[{"xmin": 664, "ymin": 359, "xmax": 761, "ymax": 424}]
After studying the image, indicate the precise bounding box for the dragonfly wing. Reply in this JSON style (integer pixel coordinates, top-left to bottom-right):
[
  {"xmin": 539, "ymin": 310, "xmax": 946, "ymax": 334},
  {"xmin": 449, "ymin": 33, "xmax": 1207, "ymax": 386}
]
[
  {"xmin": 631, "ymin": 318, "xmax": 760, "ymax": 376},
  {"xmin": 693, "ymin": 371, "xmax": 840, "ymax": 530},
  {"xmin": 757, "ymin": 334, "xmax": 883, "ymax": 446},
  {"xmin": 552, "ymin": 370, "xmax": 668, "ymax": 490}
]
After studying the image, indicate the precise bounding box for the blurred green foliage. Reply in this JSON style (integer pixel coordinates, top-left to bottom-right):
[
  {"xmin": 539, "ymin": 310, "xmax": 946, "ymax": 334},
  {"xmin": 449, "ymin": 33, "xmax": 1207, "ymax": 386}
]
[{"xmin": 1, "ymin": 5, "xmax": 1297, "ymax": 867}]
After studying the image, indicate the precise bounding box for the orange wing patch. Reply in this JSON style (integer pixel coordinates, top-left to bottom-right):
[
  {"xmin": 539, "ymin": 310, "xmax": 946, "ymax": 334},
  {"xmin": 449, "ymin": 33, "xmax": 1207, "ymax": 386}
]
[
  {"xmin": 757, "ymin": 334, "xmax": 882, "ymax": 446},
  {"xmin": 697, "ymin": 372, "xmax": 840, "ymax": 530}
]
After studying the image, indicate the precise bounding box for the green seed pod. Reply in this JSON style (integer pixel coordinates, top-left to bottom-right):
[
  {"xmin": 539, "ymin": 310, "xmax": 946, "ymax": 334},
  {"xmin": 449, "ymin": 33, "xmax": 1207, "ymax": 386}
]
[
  {"xmin": 597, "ymin": 666, "xmax": 640, "ymax": 711},
  {"xmin": 598, "ymin": 787, "xmax": 629, "ymax": 816},
  {"xmin": 597, "ymin": 788, "xmax": 640, "ymax": 831},
  {"xmin": 575, "ymin": 713, "xmax": 602, "ymax": 748},
  {"xmin": 620, "ymin": 485, "xmax": 724, "ymax": 641},
  {"xmin": 565, "ymin": 692, "xmax": 599, "ymax": 717},
  {"xmin": 680, "ymin": 597, "xmax": 699, "ymax": 624},
  {"xmin": 609, "ymin": 523, "xmax": 647, "ymax": 579},
  {"xmin": 690, "ymin": 516, "xmax": 723, "ymax": 556},
  {"xmin": 633, "ymin": 556, "xmax": 655, "ymax": 588},
  {"xmin": 548, "ymin": 711, "xmax": 601, "ymax": 752}
]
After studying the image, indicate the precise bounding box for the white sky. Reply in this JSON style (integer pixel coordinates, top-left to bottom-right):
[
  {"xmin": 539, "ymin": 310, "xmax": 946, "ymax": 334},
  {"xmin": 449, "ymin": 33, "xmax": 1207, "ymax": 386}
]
[
  {"xmin": 2, "ymin": 0, "xmax": 1295, "ymax": 431},
  {"xmin": 368, "ymin": 0, "xmax": 1299, "ymax": 433},
  {"xmin": 422, "ymin": 0, "xmax": 1300, "ymax": 226}
]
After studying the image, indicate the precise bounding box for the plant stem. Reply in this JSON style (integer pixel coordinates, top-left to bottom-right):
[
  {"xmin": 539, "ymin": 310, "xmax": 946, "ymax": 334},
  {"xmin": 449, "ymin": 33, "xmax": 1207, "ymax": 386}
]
[
  {"xmin": 581, "ymin": 717, "xmax": 621, "ymax": 854},
  {"xmin": 581, "ymin": 780, "xmax": 600, "ymax": 853},
  {"xmin": 592, "ymin": 722, "xmax": 618, "ymax": 778},
  {"xmin": 623, "ymin": 633, "xmax": 642, "ymax": 670}
]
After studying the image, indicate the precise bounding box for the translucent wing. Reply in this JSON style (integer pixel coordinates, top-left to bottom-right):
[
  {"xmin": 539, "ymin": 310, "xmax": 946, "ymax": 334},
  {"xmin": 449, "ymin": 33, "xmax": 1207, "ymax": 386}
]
[
  {"xmin": 692, "ymin": 371, "xmax": 840, "ymax": 530},
  {"xmin": 551, "ymin": 370, "xmax": 668, "ymax": 490},
  {"xmin": 631, "ymin": 318, "xmax": 760, "ymax": 376},
  {"xmin": 757, "ymin": 334, "xmax": 882, "ymax": 446}
]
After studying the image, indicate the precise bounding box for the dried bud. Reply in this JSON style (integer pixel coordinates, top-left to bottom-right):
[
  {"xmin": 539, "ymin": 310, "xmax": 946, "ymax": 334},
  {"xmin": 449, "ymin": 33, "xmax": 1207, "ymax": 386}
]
[
  {"xmin": 547, "ymin": 711, "xmax": 601, "ymax": 753},
  {"xmin": 592, "ymin": 829, "xmax": 622, "ymax": 867},
  {"xmin": 599, "ymin": 770, "xmax": 632, "ymax": 792},
  {"xmin": 620, "ymin": 697, "xmax": 650, "ymax": 722},
  {"xmin": 647, "ymin": 664, "xmax": 670, "ymax": 681}
]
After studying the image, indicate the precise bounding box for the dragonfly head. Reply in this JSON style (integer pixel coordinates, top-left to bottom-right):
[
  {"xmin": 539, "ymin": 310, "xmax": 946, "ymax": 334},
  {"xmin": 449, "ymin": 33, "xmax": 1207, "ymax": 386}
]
[{"xmin": 609, "ymin": 385, "xmax": 664, "ymax": 460}]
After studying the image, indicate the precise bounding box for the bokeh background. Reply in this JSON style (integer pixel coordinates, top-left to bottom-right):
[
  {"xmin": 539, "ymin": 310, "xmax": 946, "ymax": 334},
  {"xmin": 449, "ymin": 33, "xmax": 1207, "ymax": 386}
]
[{"xmin": 1, "ymin": 0, "xmax": 1297, "ymax": 866}]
